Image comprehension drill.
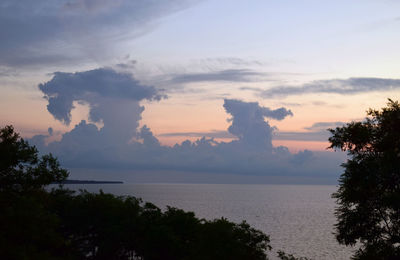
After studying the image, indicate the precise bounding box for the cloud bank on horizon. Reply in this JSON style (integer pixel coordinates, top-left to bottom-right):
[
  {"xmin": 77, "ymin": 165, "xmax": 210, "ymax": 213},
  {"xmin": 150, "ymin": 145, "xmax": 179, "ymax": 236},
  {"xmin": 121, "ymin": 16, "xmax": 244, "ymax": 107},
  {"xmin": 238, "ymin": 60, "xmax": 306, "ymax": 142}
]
[
  {"xmin": 158, "ymin": 120, "xmax": 346, "ymax": 142},
  {"xmin": 30, "ymin": 68, "xmax": 344, "ymax": 177}
]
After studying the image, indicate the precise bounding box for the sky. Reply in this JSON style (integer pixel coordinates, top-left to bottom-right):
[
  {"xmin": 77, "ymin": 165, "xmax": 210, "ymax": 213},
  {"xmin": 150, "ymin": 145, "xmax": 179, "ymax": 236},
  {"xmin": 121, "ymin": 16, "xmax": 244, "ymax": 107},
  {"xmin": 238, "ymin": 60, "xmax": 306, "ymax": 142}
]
[{"xmin": 1, "ymin": 0, "xmax": 399, "ymax": 183}]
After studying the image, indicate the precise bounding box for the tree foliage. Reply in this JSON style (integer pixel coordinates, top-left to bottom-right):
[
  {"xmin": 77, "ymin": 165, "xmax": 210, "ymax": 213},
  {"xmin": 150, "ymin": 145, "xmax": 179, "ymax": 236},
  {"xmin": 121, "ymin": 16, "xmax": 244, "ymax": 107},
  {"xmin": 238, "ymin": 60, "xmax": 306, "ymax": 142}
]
[
  {"xmin": 329, "ymin": 99, "xmax": 400, "ymax": 259},
  {"xmin": 0, "ymin": 125, "xmax": 70, "ymax": 259},
  {"xmin": 0, "ymin": 125, "xmax": 272, "ymax": 260},
  {"xmin": 49, "ymin": 190, "xmax": 272, "ymax": 260},
  {"xmin": 277, "ymin": 250, "xmax": 311, "ymax": 260},
  {"xmin": 0, "ymin": 125, "xmax": 68, "ymax": 192}
]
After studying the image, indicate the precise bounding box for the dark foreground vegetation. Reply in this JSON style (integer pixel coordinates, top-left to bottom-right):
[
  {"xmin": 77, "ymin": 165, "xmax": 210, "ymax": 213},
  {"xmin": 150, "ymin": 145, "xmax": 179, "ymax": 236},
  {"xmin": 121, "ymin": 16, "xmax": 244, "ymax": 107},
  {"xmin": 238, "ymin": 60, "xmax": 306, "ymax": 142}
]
[
  {"xmin": 329, "ymin": 99, "xmax": 400, "ymax": 260},
  {"xmin": 0, "ymin": 125, "xmax": 277, "ymax": 260}
]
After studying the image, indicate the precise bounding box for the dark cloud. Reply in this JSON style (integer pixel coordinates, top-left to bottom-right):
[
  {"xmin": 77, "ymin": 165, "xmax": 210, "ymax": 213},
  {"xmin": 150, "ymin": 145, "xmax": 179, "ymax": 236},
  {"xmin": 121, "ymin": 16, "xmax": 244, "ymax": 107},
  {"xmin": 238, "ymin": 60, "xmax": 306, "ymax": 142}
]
[
  {"xmin": 170, "ymin": 69, "xmax": 269, "ymax": 84},
  {"xmin": 223, "ymin": 99, "xmax": 293, "ymax": 150},
  {"xmin": 48, "ymin": 127, "xmax": 54, "ymax": 136},
  {"xmin": 260, "ymin": 77, "xmax": 400, "ymax": 98},
  {"xmin": 138, "ymin": 125, "xmax": 161, "ymax": 148},
  {"xmin": 0, "ymin": 0, "xmax": 197, "ymax": 67},
  {"xmin": 224, "ymin": 99, "xmax": 293, "ymax": 121},
  {"xmin": 31, "ymin": 83, "xmax": 343, "ymax": 177},
  {"xmin": 290, "ymin": 150, "xmax": 313, "ymax": 165},
  {"xmin": 39, "ymin": 68, "xmax": 165, "ymax": 125},
  {"xmin": 115, "ymin": 60, "xmax": 137, "ymax": 70}
]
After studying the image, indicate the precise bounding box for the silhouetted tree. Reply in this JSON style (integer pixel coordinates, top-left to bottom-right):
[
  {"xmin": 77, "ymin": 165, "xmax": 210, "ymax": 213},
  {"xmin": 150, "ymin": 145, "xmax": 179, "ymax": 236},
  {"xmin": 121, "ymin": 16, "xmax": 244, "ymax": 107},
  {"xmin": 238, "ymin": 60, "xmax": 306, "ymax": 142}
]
[
  {"xmin": 50, "ymin": 190, "xmax": 272, "ymax": 260},
  {"xmin": 0, "ymin": 125, "xmax": 68, "ymax": 192},
  {"xmin": 195, "ymin": 218, "xmax": 271, "ymax": 260},
  {"xmin": 0, "ymin": 125, "xmax": 71, "ymax": 259},
  {"xmin": 329, "ymin": 99, "xmax": 400, "ymax": 259}
]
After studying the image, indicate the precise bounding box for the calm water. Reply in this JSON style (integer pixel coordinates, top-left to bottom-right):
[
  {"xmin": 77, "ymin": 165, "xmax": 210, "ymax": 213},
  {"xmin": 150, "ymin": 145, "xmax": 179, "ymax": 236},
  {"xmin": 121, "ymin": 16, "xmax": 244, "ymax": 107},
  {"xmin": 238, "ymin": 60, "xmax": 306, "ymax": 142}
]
[{"xmin": 63, "ymin": 183, "xmax": 355, "ymax": 259}]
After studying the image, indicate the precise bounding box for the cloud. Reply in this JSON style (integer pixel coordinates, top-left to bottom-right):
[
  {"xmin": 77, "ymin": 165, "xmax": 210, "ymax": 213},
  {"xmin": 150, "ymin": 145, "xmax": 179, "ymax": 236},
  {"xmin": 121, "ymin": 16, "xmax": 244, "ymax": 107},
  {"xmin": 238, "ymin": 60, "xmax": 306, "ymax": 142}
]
[
  {"xmin": 239, "ymin": 86, "xmax": 264, "ymax": 92},
  {"xmin": 272, "ymin": 121, "xmax": 346, "ymax": 142},
  {"xmin": 0, "ymin": 67, "xmax": 19, "ymax": 77},
  {"xmin": 159, "ymin": 121, "xmax": 346, "ymax": 143},
  {"xmin": 260, "ymin": 77, "xmax": 400, "ymax": 98},
  {"xmin": 223, "ymin": 99, "xmax": 293, "ymax": 121},
  {"xmin": 273, "ymin": 131, "xmax": 330, "ymax": 142},
  {"xmin": 290, "ymin": 149, "xmax": 313, "ymax": 165},
  {"xmin": 39, "ymin": 68, "xmax": 165, "ymax": 125},
  {"xmin": 199, "ymin": 57, "xmax": 265, "ymax": 67},
  {"xmin": 138, "ymin": 125, "xmax": 161, "ymax": 148},
  {"xmin": 0, "ymin": 0, "xmax": 197, "ymax": 67},
  {"xmin": 159, "ymin": 130, "xmax": 235, "ymax": 139},
  {"xmin": 303, "ymin": 121, "xmax": 345, "ymax": 131},
  {"xmin": 115, "ymin": 59, "xmax": 137, "ymax": 70},
  {"xmin": 31, "ymin": 79, "xmax": 343, "ymax": 178},
  {"xmin": 170, "ymin": 69, "xmax": 269, "ymax": 84},
  {"xmin": 223, "ymin": 99, "xmax": 293, "ymax": 150}
]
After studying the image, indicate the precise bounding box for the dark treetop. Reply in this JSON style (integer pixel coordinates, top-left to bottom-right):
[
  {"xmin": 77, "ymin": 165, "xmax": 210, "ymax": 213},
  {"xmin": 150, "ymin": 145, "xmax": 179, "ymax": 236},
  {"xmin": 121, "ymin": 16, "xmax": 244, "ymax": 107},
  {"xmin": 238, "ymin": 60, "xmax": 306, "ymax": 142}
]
[{"xmin": 329, "ymin": 99, "xmax": 400, "ymax": 260}]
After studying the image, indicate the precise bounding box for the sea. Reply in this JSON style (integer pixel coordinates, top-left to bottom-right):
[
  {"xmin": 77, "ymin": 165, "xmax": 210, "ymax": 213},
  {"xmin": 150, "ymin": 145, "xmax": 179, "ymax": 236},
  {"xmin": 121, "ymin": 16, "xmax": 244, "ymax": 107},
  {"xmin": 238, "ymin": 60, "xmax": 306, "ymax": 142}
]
[{"xmin": 62, "ymin": 183, "xmax": 355, "ymax": 260}]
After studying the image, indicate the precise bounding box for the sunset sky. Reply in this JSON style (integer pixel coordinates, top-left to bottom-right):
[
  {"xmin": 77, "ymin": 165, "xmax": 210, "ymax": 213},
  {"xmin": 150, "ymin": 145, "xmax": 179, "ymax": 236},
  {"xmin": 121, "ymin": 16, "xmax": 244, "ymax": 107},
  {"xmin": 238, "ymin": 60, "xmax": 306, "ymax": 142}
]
[{"xmin": 1, "ymin": 0, "xmax": 400, "ymax": 181}]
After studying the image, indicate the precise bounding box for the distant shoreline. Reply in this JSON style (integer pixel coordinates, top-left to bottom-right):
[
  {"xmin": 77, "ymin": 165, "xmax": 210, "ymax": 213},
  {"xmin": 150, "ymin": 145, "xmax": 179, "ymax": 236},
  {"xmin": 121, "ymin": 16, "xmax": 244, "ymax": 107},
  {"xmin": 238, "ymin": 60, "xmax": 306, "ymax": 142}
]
[{"xmin": 54, "ymin": 180, "xmax": 123, "ymax": 184}]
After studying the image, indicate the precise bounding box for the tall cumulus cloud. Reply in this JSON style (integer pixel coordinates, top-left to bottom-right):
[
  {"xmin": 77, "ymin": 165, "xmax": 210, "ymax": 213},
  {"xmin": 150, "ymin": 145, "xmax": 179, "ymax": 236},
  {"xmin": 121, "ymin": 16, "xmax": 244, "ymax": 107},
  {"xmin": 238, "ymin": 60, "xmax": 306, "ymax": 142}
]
[
  {"xmin": 37, "ymin": 68, "xmax": 165, "ymax": 154},
  {"xmin": 223, "ymin": 99, "xmax": 292, "ymax": 150},
  {"xmin": 39, "ymin": 68, "xmax": 164, "ymax": 125},
  {"xmin": 31, "ymin": 68, "xmax": 342, "ymax": 178}
]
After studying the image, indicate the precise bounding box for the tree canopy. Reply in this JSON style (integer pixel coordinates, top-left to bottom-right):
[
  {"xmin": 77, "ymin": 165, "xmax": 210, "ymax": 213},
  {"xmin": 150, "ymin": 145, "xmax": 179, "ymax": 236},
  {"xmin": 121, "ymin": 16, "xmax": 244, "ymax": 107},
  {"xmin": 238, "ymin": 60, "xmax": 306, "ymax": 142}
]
[
  {"xmin": 0, "ymin": 125, "xmax": 68, "ymax": 192},
  {"xmin": 329, "ymin": 99, "xmax": 400, "ymax": 259}
]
